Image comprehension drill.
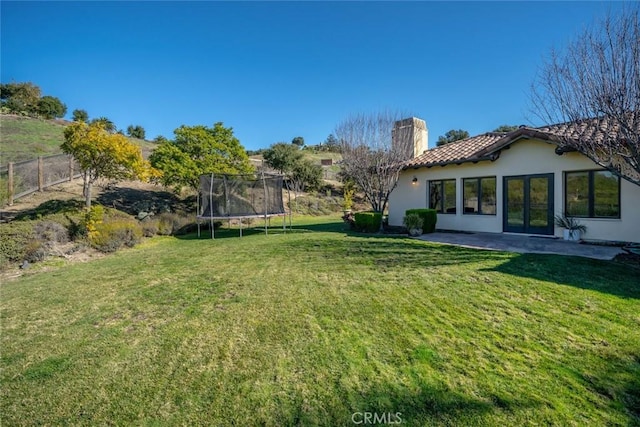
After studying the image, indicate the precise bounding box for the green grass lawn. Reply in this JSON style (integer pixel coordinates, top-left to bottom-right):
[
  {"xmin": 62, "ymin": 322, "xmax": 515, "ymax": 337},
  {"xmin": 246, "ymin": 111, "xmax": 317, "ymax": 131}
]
[{"xmin": 1, "ymin": 216, "xmax": 639, "ymax": 426}]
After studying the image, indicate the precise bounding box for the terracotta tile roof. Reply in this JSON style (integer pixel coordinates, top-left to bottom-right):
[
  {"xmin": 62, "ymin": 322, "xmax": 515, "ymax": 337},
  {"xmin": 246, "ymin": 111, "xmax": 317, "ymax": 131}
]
[
  {"xmin": 403, "ymin": 119, "xmax": 621, "ymax": 169},
  {"xmin": 404, "ymin": 132, "xmax": 510, "ymax": 168},
  {"xmin": 404, "ymin": 113, "xmax": 640, "ymax": 169},
  {"xmin": 536, "ymin": 115, "xmax": 633, "ymax": 146}
]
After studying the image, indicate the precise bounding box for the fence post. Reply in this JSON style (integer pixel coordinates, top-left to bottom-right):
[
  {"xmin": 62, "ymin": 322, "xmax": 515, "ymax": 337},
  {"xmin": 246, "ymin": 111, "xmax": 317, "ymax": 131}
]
[
  {"xmin": 8, "ymin": 162, "xmax": 14, "ymax": 206},
  {"xmin": 38, "ymin": 156, "xmax": 44, "ymax": 191},
  {"xmin": 69, "ymin": 155, "xmax": 74, "ymax": 182}
]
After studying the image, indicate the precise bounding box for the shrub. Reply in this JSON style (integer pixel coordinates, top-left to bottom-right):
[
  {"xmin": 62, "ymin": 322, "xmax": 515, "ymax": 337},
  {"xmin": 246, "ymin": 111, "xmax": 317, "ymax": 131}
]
[
  {"xmin": 140, "ymin": 217, "xmax": 160, "ymax": 237},
  {"xmin": 156, "ymin": 212, "xmax": 192, "ymax": 236},
  {"xmin": 0, "ymin": 221, "xmax": 35, "ymax": 268},
  {"xmin": 89, "ymin": 217, "xmax": 143, "ymax": 253},
  {"xmin": 33, "ymin": 220, "xmax": 69, "ymax": 243},
  {"xmin": 287, "ymin": 194, "xmax": 342, "ymax": 216},
  {"xmin": 354, "ymin": 211, "xmax": 383, "ymax": 233},
  {"xmin": 82, "ymin": 205, "xmax": 106, "ymax": 240},
  {"xmin": 24, "ymin": 241, "xmax": 48, "ymax": 263},
  {"xmin": 405, "ymin": 209, "xmax": 437, "ymax": 233}
]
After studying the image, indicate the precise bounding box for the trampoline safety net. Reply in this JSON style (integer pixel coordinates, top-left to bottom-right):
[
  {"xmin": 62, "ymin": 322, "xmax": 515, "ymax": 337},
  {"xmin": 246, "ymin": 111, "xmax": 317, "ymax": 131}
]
[{"xmin": 197, "ymin": 173, "xmax": 286, "ymax": 219}]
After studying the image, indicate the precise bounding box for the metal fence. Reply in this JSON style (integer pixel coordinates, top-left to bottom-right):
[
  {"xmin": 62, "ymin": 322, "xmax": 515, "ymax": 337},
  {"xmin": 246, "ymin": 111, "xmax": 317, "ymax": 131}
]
[{"xmin": 1, "ymin": 154, "xmax": 82, "ymax": 207}]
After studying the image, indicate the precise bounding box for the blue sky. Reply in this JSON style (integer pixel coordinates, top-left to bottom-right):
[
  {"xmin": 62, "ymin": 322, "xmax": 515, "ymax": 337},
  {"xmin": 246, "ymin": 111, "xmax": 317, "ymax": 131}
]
[{"xmin": 1, "ymin": 1, "xmax": 623, "ymax": 151}]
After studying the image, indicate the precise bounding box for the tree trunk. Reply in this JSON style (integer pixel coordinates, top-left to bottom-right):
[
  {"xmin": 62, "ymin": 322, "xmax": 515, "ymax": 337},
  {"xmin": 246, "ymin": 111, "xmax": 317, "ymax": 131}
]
[{"xmin": 83, "ymin": 173, "xmax": 92, "ymax": 208}]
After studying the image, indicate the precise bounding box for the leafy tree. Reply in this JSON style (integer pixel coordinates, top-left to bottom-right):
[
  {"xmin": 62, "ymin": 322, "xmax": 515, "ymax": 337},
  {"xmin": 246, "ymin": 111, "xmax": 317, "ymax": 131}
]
[
  {"xmin": 323, "ymin": 134, "xmax": 341, "ymax": 153},
  {"xmin": 289, "ymin": 158, "xmax": 322, "ymax": 197},
  {"xmin": 436, "ymin": 129, "xmax": 470, "ymax": 146},
  {"xmin": 36, "ymin": 96, "xmax": 67, "ymax": 119},
  {"xmin": 493, "ymin": 125, "xmax": 519, "ymax": 133},
  {"xmin": 0, "ymin": 82, "xmax": 41, "ymax": 114},
  {"xmin": 72, "ymin": 109, "xmax": 89, "ymax": 122},
  {"xmin": 291, "ymin": 136, "xmax": 305, "ymax": 147},
  {"xmin": 149, "ymin": 122, "xmax": 254, "ymax": 191},
  {"xmin": 335, "ymin": 110, "xmax": 415, "ymax": 219},
  {"xmin": 153, "ymin": 135, "xmax": 168, "ymax": 143},
  {"xmin": 246, "ymin": 148, "xmax": 266, "ymax": 156},
  {"xmin": 531, "ymin": 4, "xmax": 640, "ymax": 186},
  {"xmin": 91, "ymin": 117, "xmax": 116, "ymax": 133},
  {"xmin": 262, "ymin": 142, "xmax": 303, "ymax": 174},
  {"xmin": 62, "ymin": 121, "xmax": 152, "ymax": 207},
  {"xmin": 127, "ymin": 125, "xmax": 146, "ymax": 139}
]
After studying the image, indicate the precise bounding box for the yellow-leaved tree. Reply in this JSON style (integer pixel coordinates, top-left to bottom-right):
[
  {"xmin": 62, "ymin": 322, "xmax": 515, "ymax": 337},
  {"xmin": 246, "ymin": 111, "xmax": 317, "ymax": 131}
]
[{"xmin": 62, "ymin": 121, "xmax": 156, "ymax": 207}]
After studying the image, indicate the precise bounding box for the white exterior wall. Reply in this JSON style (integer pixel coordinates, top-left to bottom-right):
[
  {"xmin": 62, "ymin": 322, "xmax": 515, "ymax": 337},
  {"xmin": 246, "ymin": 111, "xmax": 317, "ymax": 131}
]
[{"xmin": 389, "ymin": 138, "xmax": 640, "ymax": 242}]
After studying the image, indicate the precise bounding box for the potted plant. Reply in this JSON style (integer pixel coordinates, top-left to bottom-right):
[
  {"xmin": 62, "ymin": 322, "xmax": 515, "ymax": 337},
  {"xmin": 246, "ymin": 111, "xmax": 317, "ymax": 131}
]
[
  {"xmin": 554, "ymin": 213, "xmax": 587, "ymax": 241},
  {"xmin": 403, "ymin": 213, "xmax": 424, "ymax": 237}
]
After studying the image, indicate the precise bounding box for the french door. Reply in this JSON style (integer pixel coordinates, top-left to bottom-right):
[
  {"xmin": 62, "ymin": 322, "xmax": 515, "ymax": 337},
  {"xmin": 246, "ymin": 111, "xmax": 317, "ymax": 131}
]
[{"xmin": 503, "ymin": 174, "xmax": 554, "ymax": 235}]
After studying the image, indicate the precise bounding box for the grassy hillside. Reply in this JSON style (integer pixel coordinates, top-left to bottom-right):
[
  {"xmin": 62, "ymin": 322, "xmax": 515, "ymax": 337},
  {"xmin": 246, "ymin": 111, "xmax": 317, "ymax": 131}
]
[
  {"xmin": 1, "ymin": 217, "xmax": 639, "ymax": 425},
  {"xmin": 0, "ymin": 115, "xmax": 66, "ymax": 163},
  {"xmin": 0, "ymin": 115, "xmax": 157, "ymax": 164}
]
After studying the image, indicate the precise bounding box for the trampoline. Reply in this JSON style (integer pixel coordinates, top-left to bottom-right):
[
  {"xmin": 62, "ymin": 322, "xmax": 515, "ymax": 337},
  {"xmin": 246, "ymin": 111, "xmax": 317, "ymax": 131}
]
[{"xmin": 196, "ymin": 172, "xmax": 290, "ymax": 238}]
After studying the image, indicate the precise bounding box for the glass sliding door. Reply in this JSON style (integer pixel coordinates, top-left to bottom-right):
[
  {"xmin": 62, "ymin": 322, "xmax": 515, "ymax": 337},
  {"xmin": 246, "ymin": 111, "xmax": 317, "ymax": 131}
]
[{"xmin": 503, "ymin": 174, "xmax": 554, "ymax": 235}]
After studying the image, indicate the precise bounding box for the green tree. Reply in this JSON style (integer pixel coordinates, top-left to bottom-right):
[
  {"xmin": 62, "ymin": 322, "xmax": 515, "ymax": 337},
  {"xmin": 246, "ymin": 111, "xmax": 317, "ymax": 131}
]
[
  {"xmin": 0, "ymin": 82, "xmax": 41, "ymax": 114},
  {"xmin": 72, "ymin": 109, "xmax": 89, "ymax": 122},
  {"xmin": 36, "ymin": 96, "xmax": 67, "ymax": 119},
  {"xmin": 149, "ymin": 122, "xmax": 254, "ymax": 191},
  {"xmin": 291, "ymin": 136, "xmax": 305, "ymax": 147},
  {"xmin": 127, "ymin": 125, "xmax": 146, "ymax": 139},
  {"xmin": 436, "ymin": 129, "xmax": 470, "ymax": 146},
  {"xmin": 262, "ymin": 142, "xmax": 303, "ymax": 174},
  {"xmin": 323, "ymin": 134, "xmax": 341, "ymax": 152},
  {"xmin": 91, "ymin": 117, "xmax": 116, "ymax": 133},
  {"xmin": 62, "ymin": 122, "xmax": 152, "ymax": 207},
  {"xmin": 289, "ymin": 158, "xmax": 322, "ymax": 196},
  {"xmin": 493, "ymin": 125, "xmax": 519, "ymax": 133},
  {"xmin": 153, "ymin": 135, "xmax": 168, "ymax": 143}
]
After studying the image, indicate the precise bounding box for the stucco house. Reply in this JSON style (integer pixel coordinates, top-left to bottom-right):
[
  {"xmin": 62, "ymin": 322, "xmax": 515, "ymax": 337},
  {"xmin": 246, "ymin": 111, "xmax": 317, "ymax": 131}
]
[{"xmin": 389, "ymin": 118, "xmax": 640, "ymax": 243}]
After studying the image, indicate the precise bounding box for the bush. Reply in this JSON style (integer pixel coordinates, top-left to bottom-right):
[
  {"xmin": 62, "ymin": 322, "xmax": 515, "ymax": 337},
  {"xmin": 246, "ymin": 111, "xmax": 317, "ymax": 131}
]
[
  {"xmin": 405, "ymin": 209, "xmax": 437, "ymax": 233},
  {"xmin": 0, "ymin": 221, "xmax": 35, "ymax": 268},
  {"xmin": 287, "ymin": 194, "xmax": 342, "ymax": 216},
  {"xmin": 354, "ymin": 211, "xmax": 383, "ymax": 233},
  {"xmin": 89, "ymin": 217, "xmax": 143, "ymax": 253},
  {"xmin": 33, "ymin": 220, "xmax": 69, "ymax": 243},
  {"xmin": 24, "ymin": 241, "xmax": 48, "ymax": 263},
  {"xmin": 156, "ymin": 212, "xmax": 192, "ymax": 236},
  {"xmin": 140, "ymin": 217, "xmax": 160, "ymax": 237}
]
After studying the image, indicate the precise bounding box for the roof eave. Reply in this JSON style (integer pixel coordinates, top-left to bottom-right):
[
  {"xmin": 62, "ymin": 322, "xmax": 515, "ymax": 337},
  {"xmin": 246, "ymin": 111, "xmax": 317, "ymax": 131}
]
[{"xmin": 404, "ymin": 154, "xmax": 499, "ymax": 170}]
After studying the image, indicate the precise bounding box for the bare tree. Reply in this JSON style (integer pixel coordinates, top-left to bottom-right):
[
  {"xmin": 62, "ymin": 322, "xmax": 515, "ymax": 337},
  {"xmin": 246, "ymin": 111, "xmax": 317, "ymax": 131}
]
[
  {"xmin": 531, "ymin": 5, "xmax": 640, "ymax": 186},
  {"xmin": 335, "ymin": 111, "xmax": 416, "ymax": 218}
]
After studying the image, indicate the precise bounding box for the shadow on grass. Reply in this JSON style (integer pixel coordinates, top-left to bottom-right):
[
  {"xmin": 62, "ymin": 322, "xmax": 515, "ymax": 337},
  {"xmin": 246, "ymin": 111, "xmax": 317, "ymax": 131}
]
[
  {"xmin": 485, "ymin": 253, "xmax": 640, "ymax": 299},
  {"xmin": 10, "ymin": 199, "xmax": 85, "ymax": 221},
  {"xmin": 341, "ymin": 382, "xmax": 540, "ymax": 426},
  {"xmin": 580, "ymin": 353, "xmax": 640, "ymax": 424}
]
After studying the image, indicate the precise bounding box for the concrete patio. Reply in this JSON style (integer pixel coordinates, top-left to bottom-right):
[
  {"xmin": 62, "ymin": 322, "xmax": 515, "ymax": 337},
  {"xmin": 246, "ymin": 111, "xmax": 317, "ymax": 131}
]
[{"xmin": 416, "ymin": 231, "xmax": 625, "ymax": 260}]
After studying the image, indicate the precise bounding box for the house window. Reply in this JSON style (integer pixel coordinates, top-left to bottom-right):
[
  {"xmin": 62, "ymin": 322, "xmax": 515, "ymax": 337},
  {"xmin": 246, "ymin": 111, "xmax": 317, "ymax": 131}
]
[
  {"xmin": 565, "ymin": 170, "xmax": 620, "ymax": 218},
  {"xmin": 429, "ymin": 179, "xmax": 456, "ymax": 213},
  {"xmin": 463, "ymin": 177, "xmax": 496, "ymax": 215}
]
